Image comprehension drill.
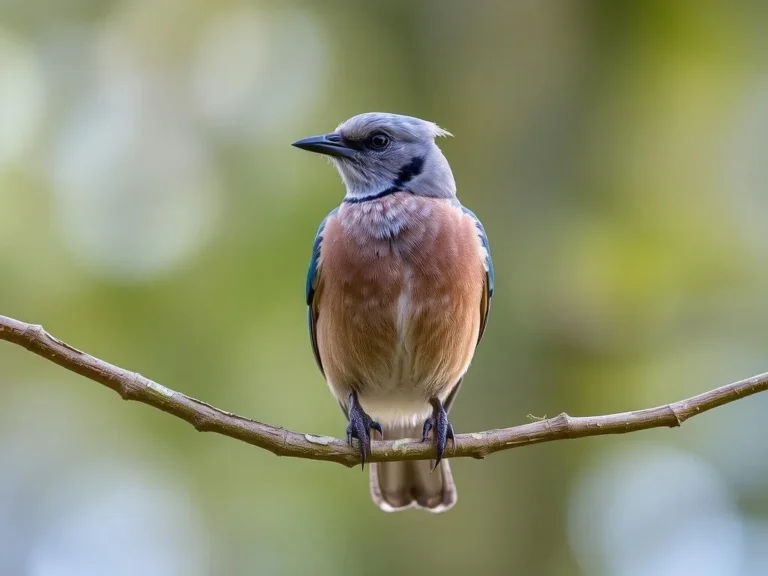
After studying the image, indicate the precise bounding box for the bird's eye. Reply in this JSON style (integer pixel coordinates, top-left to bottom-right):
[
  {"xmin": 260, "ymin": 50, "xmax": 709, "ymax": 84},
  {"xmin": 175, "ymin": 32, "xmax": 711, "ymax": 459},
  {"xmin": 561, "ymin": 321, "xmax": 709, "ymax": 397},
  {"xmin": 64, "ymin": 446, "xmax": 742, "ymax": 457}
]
[{"xmin": 368, "ymin": 133, "xmax": 390, "ymax": 149}]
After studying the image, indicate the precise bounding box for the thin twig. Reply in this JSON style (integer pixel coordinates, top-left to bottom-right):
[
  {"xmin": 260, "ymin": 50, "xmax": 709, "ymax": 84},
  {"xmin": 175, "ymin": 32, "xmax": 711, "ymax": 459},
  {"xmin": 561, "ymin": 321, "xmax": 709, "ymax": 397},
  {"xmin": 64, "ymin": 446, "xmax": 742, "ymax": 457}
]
[{"xmin": 1, "ymin": 314, "xmax": 766, "ymax": 467}]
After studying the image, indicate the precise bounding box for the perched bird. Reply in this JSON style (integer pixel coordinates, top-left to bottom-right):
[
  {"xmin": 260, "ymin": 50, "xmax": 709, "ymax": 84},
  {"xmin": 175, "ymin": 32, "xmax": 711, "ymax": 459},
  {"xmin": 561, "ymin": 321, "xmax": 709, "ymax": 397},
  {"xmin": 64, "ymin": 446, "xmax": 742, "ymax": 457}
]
[{"xmin": 293, "ymin": 113, "xmax": 493, "ymax": 513}]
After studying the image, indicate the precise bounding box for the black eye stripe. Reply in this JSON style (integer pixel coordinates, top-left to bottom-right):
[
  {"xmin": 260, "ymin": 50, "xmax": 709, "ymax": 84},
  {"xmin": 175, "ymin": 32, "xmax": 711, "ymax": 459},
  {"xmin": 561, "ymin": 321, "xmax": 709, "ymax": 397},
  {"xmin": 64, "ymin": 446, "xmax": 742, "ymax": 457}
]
[
  {"xmin": 392, "ymin": 156, "xmax": 424, "ymax": 187},
  {"xmin": 342, "ymin": 155, "xmax": 424, "ymax": 204}
]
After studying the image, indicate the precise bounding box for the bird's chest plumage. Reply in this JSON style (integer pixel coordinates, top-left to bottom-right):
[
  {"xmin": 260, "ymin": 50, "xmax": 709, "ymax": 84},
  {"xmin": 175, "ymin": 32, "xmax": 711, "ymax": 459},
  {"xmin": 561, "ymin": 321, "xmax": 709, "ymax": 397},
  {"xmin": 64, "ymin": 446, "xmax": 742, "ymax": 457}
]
[{"xmin": 315, "ymin": 194, "xmax": 484, "ymax": 421}]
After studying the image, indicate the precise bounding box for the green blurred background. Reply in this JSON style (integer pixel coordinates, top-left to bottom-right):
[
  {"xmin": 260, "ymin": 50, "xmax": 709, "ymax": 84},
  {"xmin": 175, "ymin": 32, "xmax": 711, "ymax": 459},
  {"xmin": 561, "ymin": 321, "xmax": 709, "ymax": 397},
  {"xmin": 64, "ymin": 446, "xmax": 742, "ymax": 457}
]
[{"xmin": 2, "ymin": 1, "xmax": 768, "ymax": 574}]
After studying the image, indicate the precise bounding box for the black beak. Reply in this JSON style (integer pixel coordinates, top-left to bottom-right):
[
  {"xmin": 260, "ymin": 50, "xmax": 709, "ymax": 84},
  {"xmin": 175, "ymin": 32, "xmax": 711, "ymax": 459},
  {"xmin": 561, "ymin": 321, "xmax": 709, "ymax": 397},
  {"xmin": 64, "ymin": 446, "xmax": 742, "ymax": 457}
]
[{"xmin": 291, "ymin": 133, "xmax": 356, "ymax": 160}]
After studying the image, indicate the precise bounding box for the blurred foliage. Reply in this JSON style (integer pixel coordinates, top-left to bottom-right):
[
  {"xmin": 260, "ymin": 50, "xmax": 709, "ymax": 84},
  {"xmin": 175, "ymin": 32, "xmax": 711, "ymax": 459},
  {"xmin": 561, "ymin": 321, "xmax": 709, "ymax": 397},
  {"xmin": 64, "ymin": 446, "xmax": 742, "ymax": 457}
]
[{"xmin": 2, "ymin": 1, "xmax": 768, "ymax": 575}]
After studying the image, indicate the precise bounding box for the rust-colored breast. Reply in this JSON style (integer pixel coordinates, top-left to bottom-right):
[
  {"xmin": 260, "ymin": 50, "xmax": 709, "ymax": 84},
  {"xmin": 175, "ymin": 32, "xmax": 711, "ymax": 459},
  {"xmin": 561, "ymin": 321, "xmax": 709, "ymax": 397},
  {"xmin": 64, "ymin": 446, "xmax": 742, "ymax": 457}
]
[{"xmin": 314, "ymin": 194, "xmax": 486, "ymax": 412}]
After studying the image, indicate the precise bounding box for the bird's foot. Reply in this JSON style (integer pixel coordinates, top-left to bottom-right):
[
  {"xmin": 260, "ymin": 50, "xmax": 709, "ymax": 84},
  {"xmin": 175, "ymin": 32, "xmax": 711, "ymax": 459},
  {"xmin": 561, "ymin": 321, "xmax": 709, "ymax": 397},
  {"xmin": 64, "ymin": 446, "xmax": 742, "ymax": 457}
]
[
  {"xmin": 346, "ymin": 392, "xmax": 382, "ymax": 470},
  {"xmin": 420, "ymin": 397, "xmax": 456, "ymax": 469}
]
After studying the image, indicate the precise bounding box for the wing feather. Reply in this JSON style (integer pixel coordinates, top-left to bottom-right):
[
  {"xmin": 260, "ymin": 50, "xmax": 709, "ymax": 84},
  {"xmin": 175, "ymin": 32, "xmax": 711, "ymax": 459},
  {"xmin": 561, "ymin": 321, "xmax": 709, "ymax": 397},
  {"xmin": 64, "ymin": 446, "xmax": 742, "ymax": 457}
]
[
  {"xmin": 306, "ymin": 208, "xmax": 338, "ymax": 377},
  {"xmin": 461, "ymin": 206, "xmax": 494, "ymax": 345}
]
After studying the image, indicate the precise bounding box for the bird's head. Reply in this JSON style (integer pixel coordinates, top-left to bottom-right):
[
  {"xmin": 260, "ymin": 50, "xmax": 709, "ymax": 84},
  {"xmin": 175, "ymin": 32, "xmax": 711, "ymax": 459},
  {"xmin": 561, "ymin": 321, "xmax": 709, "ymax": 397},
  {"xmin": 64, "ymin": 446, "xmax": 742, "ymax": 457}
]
[{"xmin": 292, "ymin": 112, "xmax": 456, "ymax": 201}]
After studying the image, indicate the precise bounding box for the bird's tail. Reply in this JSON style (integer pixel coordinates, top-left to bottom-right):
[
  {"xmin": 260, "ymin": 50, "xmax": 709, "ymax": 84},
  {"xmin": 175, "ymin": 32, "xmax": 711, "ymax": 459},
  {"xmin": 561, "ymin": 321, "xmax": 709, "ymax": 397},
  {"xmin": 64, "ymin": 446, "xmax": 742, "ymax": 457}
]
[{"xmin": 369, "ymin": 423, "xmax": 456, "ymax": 513}]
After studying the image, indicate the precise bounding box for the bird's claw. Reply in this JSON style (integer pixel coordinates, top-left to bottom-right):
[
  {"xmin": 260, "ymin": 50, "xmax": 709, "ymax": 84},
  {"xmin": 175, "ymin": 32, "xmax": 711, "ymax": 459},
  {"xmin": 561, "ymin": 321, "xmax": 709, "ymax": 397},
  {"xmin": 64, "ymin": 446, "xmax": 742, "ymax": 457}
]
[
  {"xmin": 346, "ymin": 393, "xmax": 382, "ymax": 470},
  {"xmin": 420, "ymin": 398, "xmax": 456, "ymax": 469}
]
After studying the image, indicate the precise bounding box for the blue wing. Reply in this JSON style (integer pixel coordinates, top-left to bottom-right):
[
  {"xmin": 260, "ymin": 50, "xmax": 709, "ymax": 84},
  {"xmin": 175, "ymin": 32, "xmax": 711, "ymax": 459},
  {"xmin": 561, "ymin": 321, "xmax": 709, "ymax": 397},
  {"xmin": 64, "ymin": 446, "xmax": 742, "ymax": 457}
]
[
  {"xmin": 306, "ymin": 208, "xmax": 338, "ymax": 377},
  {"xmin": 461, "ymin": 206, "xmax": 494, "ymax": 344}
]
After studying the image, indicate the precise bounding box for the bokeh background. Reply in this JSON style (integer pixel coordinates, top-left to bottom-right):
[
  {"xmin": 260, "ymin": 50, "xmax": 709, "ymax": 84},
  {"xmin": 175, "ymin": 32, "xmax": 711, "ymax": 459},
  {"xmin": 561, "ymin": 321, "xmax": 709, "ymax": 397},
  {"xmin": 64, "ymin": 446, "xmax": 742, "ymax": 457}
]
[{"xmin": 2, "ymin": 1, "xmax": 768, "ymax": 574}]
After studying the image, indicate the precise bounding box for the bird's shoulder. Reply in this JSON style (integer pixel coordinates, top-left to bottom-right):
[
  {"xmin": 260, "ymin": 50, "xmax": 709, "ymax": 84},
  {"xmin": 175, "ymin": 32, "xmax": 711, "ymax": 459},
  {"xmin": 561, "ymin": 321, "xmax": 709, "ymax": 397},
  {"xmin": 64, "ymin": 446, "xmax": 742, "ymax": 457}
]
[
  {"xmin": 306, "ymin": 207, "xmax": 338, "ymax": 306},
  {"xmin": 455, "ymin": 201, "xmax": 494, "ymax": 343},
  {"xmin": 457, "ymin": 203, "xmax": 494, "ymax": 297}
]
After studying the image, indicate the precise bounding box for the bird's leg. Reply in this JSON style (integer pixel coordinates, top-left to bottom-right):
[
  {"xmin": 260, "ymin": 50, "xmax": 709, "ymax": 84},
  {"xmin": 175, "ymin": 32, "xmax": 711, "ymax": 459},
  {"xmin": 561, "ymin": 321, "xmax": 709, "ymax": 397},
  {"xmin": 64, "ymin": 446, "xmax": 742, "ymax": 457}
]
[
  {"xmin": 420, "ymin": 397, "xmax": 456, "ymax": 469},
  {"xmin": 345, "ymin": 390, "xmax": 382, "ymax": 470}
]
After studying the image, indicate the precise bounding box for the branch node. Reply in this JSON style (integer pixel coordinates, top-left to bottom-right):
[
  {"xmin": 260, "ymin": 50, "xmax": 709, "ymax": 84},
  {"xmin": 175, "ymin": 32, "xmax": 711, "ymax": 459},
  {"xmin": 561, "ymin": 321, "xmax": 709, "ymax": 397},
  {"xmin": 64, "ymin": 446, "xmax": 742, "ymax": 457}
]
[
  {"xmin": 548, "ymin": 412, "xmax": 572, "ymax": 436},
  {"xmin": 666, "ymin": 405, "xmax": 683, "ymax": 428},
  {"xmin": 117, "ymin": 373, "xmax": 144, "ymax": 401},
  {"xmin": 24, "ymin": 323, "xmax": 44, "ymax": 338},
  {"xmin": 115, "ymin": 375, "xmax": 135, "ymax": 401},
  {"xmin": 280, "ymin": 427, "xmax": 290, "ymax": 456}
]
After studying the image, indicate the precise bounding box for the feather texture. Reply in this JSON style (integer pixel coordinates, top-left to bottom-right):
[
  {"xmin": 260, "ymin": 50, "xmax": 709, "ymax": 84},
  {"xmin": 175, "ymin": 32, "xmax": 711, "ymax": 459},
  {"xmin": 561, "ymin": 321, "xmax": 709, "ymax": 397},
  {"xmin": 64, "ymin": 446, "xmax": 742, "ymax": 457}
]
[{"xmin": 308, "ymin": 193, "xmax": 489, "ymax": 425}]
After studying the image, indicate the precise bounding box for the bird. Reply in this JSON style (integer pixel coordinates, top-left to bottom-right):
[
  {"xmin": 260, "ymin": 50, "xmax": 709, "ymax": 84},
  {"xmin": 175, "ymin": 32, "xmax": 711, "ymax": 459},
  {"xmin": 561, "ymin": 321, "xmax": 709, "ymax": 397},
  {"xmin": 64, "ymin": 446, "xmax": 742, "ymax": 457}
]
[{"xmin": 292, "ymin": 112, "xmax": 493, "ymax": 513}]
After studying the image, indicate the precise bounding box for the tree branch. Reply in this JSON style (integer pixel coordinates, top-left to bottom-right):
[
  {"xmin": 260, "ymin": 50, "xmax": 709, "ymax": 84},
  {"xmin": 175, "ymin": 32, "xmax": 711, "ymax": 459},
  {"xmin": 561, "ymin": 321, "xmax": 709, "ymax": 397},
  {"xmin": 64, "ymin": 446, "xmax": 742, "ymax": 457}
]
[{"xmin": 1, "ymin": 313, "xmax": 766, "ymax": 467}]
